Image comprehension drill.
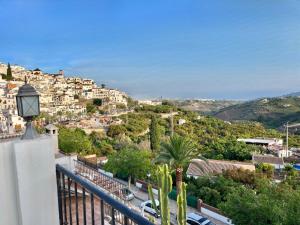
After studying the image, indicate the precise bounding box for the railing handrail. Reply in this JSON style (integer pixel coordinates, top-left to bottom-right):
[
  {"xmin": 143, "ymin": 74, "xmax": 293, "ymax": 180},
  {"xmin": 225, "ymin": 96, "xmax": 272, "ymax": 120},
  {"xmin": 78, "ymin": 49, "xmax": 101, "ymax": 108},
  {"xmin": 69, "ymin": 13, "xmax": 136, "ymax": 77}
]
[{"xmin": 56, "ymin": 164, "xmax": 154, "ymax": 225}]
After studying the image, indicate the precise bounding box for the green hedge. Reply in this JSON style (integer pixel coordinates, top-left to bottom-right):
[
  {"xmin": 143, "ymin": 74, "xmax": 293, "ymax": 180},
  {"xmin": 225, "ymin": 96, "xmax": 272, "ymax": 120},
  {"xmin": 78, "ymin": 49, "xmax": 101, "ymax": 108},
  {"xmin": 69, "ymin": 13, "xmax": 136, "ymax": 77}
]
[{"xmin": 168, "ymin": 188, "xmax": 198, "ymax": 208}]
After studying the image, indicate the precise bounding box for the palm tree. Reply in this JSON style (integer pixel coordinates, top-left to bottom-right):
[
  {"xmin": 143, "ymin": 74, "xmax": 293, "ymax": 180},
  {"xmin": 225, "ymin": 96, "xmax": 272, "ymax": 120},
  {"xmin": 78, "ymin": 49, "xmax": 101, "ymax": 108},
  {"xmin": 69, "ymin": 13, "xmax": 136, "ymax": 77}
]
[{"xmin": 155, "ymin": 135, "xmax": 205, "ymax": 193}]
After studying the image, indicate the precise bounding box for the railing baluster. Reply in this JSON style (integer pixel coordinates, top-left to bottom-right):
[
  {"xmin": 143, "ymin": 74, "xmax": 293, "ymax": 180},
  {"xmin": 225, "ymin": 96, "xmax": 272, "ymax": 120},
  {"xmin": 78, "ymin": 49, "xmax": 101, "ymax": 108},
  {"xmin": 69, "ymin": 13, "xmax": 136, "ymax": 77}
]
[
  {"xmin": 68, "ymin": 178, "xmax": 73, "ymax": 225},
  {"xmin": 62, "ymin": 174, "xmax": 67, "ymax": 224},
  {"xmin": 124, "ymin": 215, "xmax": 129, "ymax": 225},
  {"xmin": 90, "ymin": 193, "xmax": 95, "ymax": 225},
  {"xmin": 111, "ymin": 207, "xmax": 115, "ymax": 225},
  {"xmin": 75, "ymin": 183, "xmax": 79, "ymax": 225},
  {"xmin": 56, "ymin": 170, "xmax": 63, "ymax": 225},
  {"xmin": 83, "ymin": 188, "xmax": 87, "ymax": 225},
  {"xmin": 100, "ymin": 200, "xmax": 104, "ymax": 225}
]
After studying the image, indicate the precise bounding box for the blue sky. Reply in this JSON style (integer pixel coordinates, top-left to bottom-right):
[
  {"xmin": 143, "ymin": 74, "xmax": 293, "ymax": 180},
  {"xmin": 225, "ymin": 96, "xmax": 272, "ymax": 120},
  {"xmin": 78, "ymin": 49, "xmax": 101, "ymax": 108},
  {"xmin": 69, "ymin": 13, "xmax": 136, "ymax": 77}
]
[{"xmin": 0, "ymin": 0, "xmax": 299, "ymax": 100}]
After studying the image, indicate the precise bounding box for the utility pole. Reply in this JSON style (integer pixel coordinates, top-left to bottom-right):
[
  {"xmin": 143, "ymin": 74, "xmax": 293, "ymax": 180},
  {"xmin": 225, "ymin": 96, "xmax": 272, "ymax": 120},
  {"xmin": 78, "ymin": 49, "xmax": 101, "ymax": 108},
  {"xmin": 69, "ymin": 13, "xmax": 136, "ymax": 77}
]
[
  {"xmin": 285, "ymin": 122, "xmax": 300, "ymax": 157},
  {"xmin": 286, "ymin": 122, "xmax": 289, "ymax": 156}
]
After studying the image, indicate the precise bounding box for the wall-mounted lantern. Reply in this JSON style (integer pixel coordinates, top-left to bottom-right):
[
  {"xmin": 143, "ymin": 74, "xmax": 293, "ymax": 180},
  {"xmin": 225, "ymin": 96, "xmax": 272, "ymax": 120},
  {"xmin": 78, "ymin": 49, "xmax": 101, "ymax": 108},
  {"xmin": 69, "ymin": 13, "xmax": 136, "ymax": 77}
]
[{"xmin": 16, "ymin": 82, "xmax": 40, "ymax": 139}]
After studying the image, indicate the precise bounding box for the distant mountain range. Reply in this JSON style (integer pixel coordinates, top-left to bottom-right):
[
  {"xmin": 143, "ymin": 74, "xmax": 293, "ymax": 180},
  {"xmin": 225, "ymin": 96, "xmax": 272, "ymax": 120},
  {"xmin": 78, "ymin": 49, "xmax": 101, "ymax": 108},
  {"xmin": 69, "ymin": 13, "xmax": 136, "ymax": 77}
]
[
  {"xmin": 283, "ymin": 92, "xmax": 300, "ymax": 97},
  {"xmin": 213, "ymin": 96, "xmax": 300, "ymax": 129}
]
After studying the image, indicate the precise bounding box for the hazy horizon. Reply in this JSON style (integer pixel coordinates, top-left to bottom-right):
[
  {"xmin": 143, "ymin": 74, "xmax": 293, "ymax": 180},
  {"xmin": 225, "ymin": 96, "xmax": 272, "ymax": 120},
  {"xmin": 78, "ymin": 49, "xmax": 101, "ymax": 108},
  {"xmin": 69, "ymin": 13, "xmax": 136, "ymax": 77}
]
[{"xmin": 1, "ymin": 0, "xmax": 299, "ymax": 100}]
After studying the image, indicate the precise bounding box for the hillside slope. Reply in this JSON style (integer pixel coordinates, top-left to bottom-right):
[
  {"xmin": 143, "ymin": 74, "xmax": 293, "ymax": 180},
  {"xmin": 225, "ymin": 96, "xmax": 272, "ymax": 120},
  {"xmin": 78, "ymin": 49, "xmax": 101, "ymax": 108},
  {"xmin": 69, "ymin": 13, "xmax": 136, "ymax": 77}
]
[
  {"xmin": 214, "ymin": 97, "xmax": 300, "ymax": 128},
  {"xmin": 170, "ymin": 99, "xmax": 239, "ymax": 114}
]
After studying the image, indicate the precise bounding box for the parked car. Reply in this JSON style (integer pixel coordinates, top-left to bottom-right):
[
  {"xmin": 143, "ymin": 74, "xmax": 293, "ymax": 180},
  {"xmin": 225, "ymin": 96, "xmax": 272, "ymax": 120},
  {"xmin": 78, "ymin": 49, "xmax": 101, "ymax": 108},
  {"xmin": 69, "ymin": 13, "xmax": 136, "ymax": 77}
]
[
  {"xmin": 122, "ymin": 188, "xmax": 134, "ymax": 201},
  {"xmin": 186, "ymin": 213, "xmax": 215, "ymax": 225},
  {"xmin": 140, "ymin": 199, "xmax": 160, "ymax": 218}
]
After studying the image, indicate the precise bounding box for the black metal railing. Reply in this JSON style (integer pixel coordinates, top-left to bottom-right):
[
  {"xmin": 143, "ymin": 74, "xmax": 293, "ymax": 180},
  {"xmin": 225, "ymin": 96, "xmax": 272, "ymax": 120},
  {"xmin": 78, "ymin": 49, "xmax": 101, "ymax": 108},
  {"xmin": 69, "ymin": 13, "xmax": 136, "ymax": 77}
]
[{"xmin": 56, "ymin": 164, "xmax": 154, "ymax": 225}]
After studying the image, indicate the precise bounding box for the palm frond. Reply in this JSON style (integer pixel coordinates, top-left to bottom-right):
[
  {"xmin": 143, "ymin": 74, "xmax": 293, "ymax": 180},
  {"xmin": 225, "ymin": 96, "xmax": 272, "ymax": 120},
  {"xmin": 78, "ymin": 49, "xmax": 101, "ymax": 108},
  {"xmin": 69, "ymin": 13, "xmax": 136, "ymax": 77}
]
[{"xmin": 155, "ymin": 134, "xmax": 207, "ymax": 170}]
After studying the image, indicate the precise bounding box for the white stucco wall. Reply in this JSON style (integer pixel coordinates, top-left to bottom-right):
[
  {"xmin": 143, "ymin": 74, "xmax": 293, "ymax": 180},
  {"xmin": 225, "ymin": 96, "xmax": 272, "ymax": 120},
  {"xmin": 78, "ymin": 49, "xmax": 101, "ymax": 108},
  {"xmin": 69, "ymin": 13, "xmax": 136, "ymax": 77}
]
[
  {"xmin": 0, "ymin": 141, "xmax": 20, "ymax": 225},
  {"xmin": 201, "ymin": 207, "xmax": 233, "ymax": 225},
  {"xmin": 55, "ymin": 154, "xmax": 77, "ymax": 171},
  {"xmin": 0, "ymin": 136, "xmax": 59, "ymax": 225}
]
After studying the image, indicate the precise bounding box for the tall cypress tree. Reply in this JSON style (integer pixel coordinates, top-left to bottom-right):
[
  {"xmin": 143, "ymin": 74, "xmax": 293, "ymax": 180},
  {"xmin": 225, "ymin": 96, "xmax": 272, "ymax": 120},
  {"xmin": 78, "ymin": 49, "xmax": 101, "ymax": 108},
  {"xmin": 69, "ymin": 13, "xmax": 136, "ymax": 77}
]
[
  {"xmin": 150, "ymin": 115, "xmax": 160, "ymax": 151},
  {"xmin": 6, "ymin": 63, "xmax": 13, "ymax": 81}
]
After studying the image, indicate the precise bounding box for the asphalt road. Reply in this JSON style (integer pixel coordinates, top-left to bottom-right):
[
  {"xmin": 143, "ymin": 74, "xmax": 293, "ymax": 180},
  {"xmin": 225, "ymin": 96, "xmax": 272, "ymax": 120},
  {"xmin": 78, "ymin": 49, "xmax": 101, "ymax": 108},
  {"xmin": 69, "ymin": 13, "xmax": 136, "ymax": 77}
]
[{"xmin": 127, "ymin": 189, "xmax": 226, "ymax": 225}]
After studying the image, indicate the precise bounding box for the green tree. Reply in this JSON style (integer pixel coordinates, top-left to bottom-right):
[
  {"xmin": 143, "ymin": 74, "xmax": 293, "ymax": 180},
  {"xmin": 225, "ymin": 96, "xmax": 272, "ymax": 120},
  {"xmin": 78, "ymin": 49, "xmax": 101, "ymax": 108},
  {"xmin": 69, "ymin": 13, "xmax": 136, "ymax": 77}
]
[
  {"xmin": 155, "ymin": 135, "xmax": 204, "ymax": 193},
  {"xmin": 150, "ymin": 115, "xmax": 160, "ymax": 151},
  {"xmin": 6, "ymin": 63, "xmax": 13, "ymax": 80},
  {"xmin": 93, "ymin": 98, "xmax": 102, "ymax": 106},
  {"xmin": 256, "ymin": 163, "xmax": 274, "ymax": 178},
  {"xmin": 58, "ymin": 127, "xmax": 92, "ymax": 154},
  {"xmin": 86, "ymin": 103, "xmax": 96, "ymax": 113},
  {"xmin": 99, "ymin": 141, "xmax": 114, "ymax": 155},
  {"xmin": 89, "ymin": 131, "xmax": 103, "ymax": 145},
  {"xmin": 104, "ymin": 147, "xmax": 153, "ymax": 182},
  {"xmin": 107, "ymin": 125, "xmax": 126, "ymax": 138},
  {"xmin": 1, "ymin": 73, "xmax": 7, "ymax": 79},
  {"xmin": 89, "ymin": 131, "xmax": 114, "ymax": 156}
]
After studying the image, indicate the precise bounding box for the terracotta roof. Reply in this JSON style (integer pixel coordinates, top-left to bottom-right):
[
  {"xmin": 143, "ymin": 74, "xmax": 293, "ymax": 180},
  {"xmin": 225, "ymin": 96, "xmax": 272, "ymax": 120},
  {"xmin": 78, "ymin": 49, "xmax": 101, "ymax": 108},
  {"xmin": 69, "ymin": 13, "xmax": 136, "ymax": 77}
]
[
  {"xmin": 187, "ymin": 159, "xmax": 255, "ymax": 177},
  {"xmin": 252, "ymin": 155, "xmax": 284, "ymax": 165}
]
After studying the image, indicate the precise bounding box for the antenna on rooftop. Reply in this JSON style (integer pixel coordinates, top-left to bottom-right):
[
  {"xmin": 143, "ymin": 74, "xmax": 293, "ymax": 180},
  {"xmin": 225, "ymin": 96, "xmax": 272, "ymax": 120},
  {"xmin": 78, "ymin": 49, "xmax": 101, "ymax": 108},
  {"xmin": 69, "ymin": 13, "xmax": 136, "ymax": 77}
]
[{"xmin": 285, "ymin": 122, "xmax": 300, "ymax": 155}]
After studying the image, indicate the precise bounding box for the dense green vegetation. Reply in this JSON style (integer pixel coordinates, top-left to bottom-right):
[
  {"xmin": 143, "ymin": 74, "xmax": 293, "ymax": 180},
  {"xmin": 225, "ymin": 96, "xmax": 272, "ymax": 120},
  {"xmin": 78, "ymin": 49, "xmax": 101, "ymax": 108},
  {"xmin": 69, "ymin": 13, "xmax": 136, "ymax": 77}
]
[
  {"xmin": 104, "ymin": 104, "xmax": 300, "ymax": 160},
  {"xmin": 214, "ymin": 96, "xmax": 300, "ymax": 129},
  {"xmin": 58, "ymin": 103, "xmax": 300, "ymax": 159},
  {"xmin": 58, "ymin": 127, "xmax": 116, "ymax": 156},
  {"xmin": 58, "ymin": 127, "xmax": 93, "ymax": 154},
  {"xmin": 57, "ymin": 102, "xmax": 300, "ymax": 225},
  {"xmin": 104, "ymin": 147, "xmax": 153, "ymax": 181},
  {"xmin": 220, "ymin": 180, "xmax": 300, "ymax": 225},
  {"xmin": 185, "ymin": 167, "xmax": 300, "ymax": 225},
  {"xmin": 110, "ymin": 113, "xmax": 151, "ymax": 142},
  {"xmin": 202, "ymin": 139, "xmax": 263, "ymax": 161}
]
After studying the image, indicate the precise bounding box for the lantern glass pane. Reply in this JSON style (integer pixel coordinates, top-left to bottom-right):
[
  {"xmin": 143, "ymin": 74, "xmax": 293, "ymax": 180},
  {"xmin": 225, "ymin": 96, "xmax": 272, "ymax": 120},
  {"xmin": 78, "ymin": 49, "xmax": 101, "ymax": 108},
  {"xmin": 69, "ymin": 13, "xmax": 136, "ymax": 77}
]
[{"xmin": 22, "ymin": 96, "xmax": 39, "ymax": 117}]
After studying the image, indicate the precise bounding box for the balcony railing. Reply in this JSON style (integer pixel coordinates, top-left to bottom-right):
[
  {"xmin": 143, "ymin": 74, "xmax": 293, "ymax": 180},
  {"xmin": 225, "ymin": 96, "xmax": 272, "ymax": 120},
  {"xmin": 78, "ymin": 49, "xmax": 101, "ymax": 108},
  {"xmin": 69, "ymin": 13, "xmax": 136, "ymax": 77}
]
[{"xmin": 56, "ymin": 164, "xmax": 154, "ymax": 225}]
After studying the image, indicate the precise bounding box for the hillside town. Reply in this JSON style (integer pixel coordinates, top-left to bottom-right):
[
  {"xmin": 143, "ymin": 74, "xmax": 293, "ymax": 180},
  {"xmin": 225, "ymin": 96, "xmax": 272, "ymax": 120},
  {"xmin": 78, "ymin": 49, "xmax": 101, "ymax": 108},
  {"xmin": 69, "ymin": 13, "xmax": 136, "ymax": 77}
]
[
  {"xmin": 0, "ymin": 62, "xmax": 128, "ymax": 135},
  {"xmin": 2, "ymin": 61, "xmax": 300, "ymax": 225}
]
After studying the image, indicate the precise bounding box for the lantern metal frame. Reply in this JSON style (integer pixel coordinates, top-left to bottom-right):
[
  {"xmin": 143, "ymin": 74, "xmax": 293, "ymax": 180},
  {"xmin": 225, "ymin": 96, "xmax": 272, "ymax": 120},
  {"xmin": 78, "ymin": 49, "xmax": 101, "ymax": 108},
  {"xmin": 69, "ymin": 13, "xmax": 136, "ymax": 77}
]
[{"xmin": 16, "ymin": 81, "xmax": 40, "ymax": 139}]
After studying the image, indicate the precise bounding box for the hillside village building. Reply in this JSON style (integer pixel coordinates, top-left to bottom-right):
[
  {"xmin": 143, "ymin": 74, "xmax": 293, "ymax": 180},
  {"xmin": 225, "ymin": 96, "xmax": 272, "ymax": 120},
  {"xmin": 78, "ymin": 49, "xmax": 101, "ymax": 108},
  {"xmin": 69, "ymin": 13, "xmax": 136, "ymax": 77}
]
[
  {"xmin": 237, "ymin": 138, "xmax": 283, "ymax": 147},
  {"xmin": 252, "ymin": 155, "xmax": 285, "ymax": 170},
  {"xmin": 237, "ymin": 137, "xmax": 294, "ymax": 158},
  {"xmin": 0, "ymin": 63, "xmax": 128, "ymax": 134}
]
